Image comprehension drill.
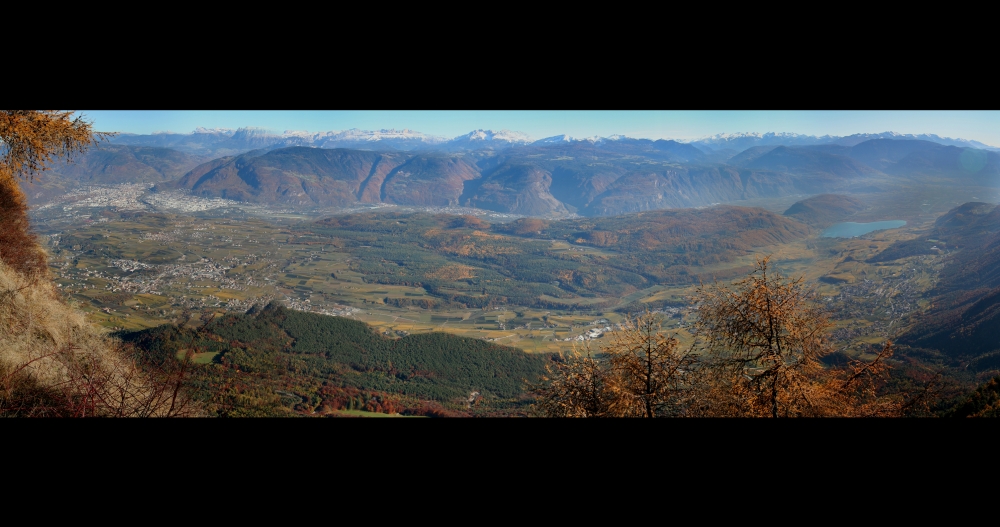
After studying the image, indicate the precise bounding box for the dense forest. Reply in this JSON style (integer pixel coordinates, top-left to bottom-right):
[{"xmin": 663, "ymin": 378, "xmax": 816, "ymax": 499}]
[{"xmin": 117, "ymin": 303, "xmax": 549, "ymax": 416}]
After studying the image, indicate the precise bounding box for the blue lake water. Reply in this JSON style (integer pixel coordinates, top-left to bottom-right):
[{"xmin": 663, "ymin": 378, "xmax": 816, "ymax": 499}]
[{"xmin": 821, "ymin": 220, "xmax": 906, "ymax": 238}]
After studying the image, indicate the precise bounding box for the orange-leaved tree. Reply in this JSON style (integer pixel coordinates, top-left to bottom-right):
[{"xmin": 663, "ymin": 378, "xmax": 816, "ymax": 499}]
[
  {"xmin": 531, "ymin": 312, "xmax": 698, "ymax": 417},
  {"xmin": 0, "ymin": 111, "xmax": 201, "ymax": 417},
  {"xmin": 0, "ymin": 110, "xmax": 110, "ymax": 276},
  {"xmin": 601, "ymin": 312, "xmax": 698, "ymax": 417},
  {"xmin": 531, "ymin": 346, "xmax": 619, "ymax": 417},
  {"xmin": 692, "ymin": 255, "xmax": 921, "ymax": 417}
]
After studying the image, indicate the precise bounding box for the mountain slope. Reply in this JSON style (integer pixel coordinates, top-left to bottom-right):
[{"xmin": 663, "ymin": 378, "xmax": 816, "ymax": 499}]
[
  {"xmin": 869, "ymin": 202, "xmax": 1000, "ymax": 264},
  {"xmin": 381, "ymin": 155, "xmax": 480, "ymax": 206},
  {"xmin": 111, "ymin": 128, "xmax": 283, "ymax": 158},
  {"xmin": 693, "ymin": 131, "xmax": 999, "ymax": 152},
  {"xmin": 739, "ymin": 146, "xmax": 882, "ymax": 191},
  {"xmin": 460, "ymin": 163, "xmax": 570, "ymax": 216},
  {"xmin": 24, "ymin": 145, "xmax": 207, "ymax": 204},
  {"xmin": 891, "ymin": 203, "xmax": 1000, "ymax": 370},
  {"xmin": 846, "ymin": 139, "xmax": 939, "ymax": 171},
  {"xmin": 51, "ymin": 145, "xmax": 206, "ymax": 183},
  {"xmin": 884, "ymin": 144, "xmax": 1000, "ymax": 185},
  {"xmin": 783, "ymin": 194, "xmax": 866, "ymax": 227},
  {"xmin": 169, "ymin": 148, "xmax": 409, "ymax": 206}
]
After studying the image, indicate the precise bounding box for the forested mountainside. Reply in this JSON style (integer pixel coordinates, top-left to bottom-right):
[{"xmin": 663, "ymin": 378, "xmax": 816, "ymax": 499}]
[
  {"xmin": 150, "ymin": 138, "xmax": 1000, "ymax": 217},
  {"xmin": 117, "ymin": 303, "xmax": 549, "ymax": 416},
  {"xmin": 885, "ymin": 203, "xmax": 1000, "ymax": 372},
  {"xmin": 783, "ymin": 194, "xmax": 867, "ymax": 227},
  {"xmin": 25, "ymin": 145, "xmax": 206, "ymax": 204}
]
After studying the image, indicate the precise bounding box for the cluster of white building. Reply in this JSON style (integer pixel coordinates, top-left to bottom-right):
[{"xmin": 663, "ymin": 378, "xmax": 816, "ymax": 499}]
[
  {"xmin": 40, "ymin": 183, "xmax": 152, "ymax": 211},
  {"xmin": 283, "ymin": 296, "xmax": 360, "ymax": 318},
  {"xmin": 141, "ymin": 190, "xmax": 244, "ymax": 212}
]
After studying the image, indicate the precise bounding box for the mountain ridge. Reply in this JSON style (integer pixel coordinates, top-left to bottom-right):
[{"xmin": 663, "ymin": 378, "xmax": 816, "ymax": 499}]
[
  {"xmin": 110, "ymin": 128, "xmax": 1000, "ymax": 159},
  {"xmin": 155, "ymin": 137, "xmax": 1000, "ymax": 217}
]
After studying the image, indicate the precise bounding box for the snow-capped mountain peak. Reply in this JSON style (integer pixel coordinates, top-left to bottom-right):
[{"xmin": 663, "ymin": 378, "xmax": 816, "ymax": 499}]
[
  {"xmin": 699, "ymin": 131, "xmax": 816, "ymax": 141},
  {"xmin": 536, "ymin": 134, "xmax": 574, "ymax": 143},
  {"xmin": 278, "ymin": 128, "xmax": 448, "ymax": 144},
  {"xmin": 533, "ymin": 133, "xmax": 632, "ymax": 145},
  {"xmin": 454, "ymin": 129, "xmax": 533, "ymax": 144},
  {"xmin": 192, "ymin": 127, "xmax": 235, "ymax": 136},
  {"xmin": 282, "ymin": 130, "xmax": 315, "ymax": 140}
]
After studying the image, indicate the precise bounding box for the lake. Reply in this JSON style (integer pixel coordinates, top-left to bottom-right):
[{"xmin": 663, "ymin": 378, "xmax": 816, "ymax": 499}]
[{"xmin": 821, "ymin": 220, "xmax": 906, "ymax": 238}]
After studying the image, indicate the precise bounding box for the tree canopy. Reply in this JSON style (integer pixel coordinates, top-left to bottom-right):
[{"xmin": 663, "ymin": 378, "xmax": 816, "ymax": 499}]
[
  {"xmin": 532, "ymin": 256, "xmax": 930, "ymax": 417},
  {"xmin": 0, "ymin": 111, "xmax": 108, "ymax": 275},
  {"xmin": 0, "ymin": 110, "xmax": 108, "ymax": 185}
]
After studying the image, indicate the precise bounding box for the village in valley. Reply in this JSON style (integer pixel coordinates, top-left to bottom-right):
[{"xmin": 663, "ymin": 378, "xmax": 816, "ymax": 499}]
[{"xmin": 28, "ymin": 178, "xmax": 951, "ymax": 357}]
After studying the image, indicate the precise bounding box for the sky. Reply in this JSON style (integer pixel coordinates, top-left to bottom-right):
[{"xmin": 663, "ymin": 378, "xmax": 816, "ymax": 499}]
[{"xmin": 78, "ymin": 110, "xmax": 1000, "ymax": 147}]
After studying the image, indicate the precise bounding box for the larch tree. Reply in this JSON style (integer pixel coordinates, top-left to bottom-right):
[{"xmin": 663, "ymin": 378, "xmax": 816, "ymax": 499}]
[
  {"xmin": 601, "ymin": 312, "xmax": 698, "ymax": 417},
  {"xmin": 692, "ymin": 256, "xmax": 830, "ymax": 417},
  {"xmin": 692, "ymin": 255, "xmax": 914, "ymax": 417},
  {"xmin": 531, "ymin": 256, "xmax": 927, "ymax": 417},
  {"xmin": 531, "ymin": 346, "xmax": 618, "ymax": 417},
  {"xmin": 0, "ymin": 111, "xmax": 199, "ymax": 417},
  {"xmin": 0, "ymin": 110, "xmax": 110, "ymax": 276},
  {"xmin": 531, "ymin": 312, "xmax": 698, "ymax": 417}
]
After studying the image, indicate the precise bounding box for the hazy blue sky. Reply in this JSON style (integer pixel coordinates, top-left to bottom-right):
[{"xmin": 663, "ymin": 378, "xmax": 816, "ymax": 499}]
[{"xmin": 79, "ymin": 110, "xmax": 1000, "ymax": 147}]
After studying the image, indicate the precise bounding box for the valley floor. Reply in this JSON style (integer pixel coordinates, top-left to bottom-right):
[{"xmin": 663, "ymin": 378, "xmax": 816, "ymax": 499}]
[{"xmin": 29, "ymin": 184, "xmax": 987, "ymax": 364}]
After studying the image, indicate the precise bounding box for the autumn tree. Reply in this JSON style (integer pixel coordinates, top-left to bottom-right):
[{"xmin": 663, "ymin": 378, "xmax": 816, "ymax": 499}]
[
  {"xmin": 602, "ymin": 313, "xmax": 698, "ymax": 417},
  {"xmin": 531, "ymin": 347, "xmax": 618, "ymax": 417},
  {"xmin": 0, "ymin": 111, "xmax": 201, "ymax": 417},
  {"xmin": 692, "ymin": 255, "xmax": 916, "ymax": 417},
  {"xmin": 0, "ymin": 110, "xmax": 109, "ymax": 275},
  {"xmin": 532, "ymin": 312, "xmax": 697, "ymax": 417},
  {"xmin": 532, "ymin": 256, "xmax": 931, "ymax": 417}
]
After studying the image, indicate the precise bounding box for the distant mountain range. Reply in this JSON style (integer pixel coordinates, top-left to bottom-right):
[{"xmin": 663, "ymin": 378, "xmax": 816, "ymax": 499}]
[
  {"xmin": 110, "ymin": 128, "xmax": 999, "ymax": 159},
  {"xmin": 689, "ymin": 131, "xmax": 999, "ymax": 152},
  {"xmin": 28, "ymin": 128, "xmax": 1000, "ymax": 217},
  {"xmin": 148, "ymin": 137, "xmax": 1000, "ymax": 217},
  {"xmin": 110, "ymin": 127, "xmax": 536, "ymax": 157}
]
